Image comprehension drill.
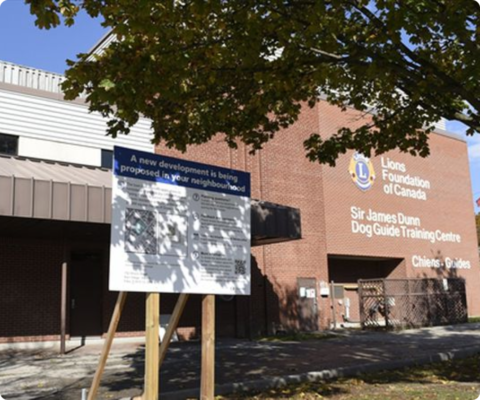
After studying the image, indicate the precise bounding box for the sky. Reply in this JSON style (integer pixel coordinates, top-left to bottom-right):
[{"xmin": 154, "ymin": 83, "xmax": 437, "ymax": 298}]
[
  {"xmin": 0, "ymin": 1, "xmax": 107, "ymax": 73},
  {"xmin": 0, "ymin": 1, "xmax": 478, "ymax": 213},
  {"xmin": 446, "ymin": 120, "xmax": 480, "ymax": 213}
]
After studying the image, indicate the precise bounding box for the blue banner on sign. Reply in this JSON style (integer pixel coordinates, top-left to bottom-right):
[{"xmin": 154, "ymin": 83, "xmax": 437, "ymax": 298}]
[{"xmin": 114, "ymin": 146, "xmax": 251, "ymax": 197}]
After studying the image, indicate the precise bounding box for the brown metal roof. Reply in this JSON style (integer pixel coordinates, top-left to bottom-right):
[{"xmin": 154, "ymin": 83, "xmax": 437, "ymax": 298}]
[
  {"xmin": 0, "ymin": 155, "xmax": 112, "ymax": 223},
  {"xmin": 0, "ymin": 155, "xmax": 111, "ymax": 185}
]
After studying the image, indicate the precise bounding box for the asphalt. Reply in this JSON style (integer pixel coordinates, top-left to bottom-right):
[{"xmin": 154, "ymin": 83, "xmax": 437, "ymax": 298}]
[{"xmin": 2, "ymin": 323, "xmax": 480, "ymax": 400}]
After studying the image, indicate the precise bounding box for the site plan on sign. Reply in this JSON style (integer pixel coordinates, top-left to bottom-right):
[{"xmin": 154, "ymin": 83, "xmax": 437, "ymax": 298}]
[{"xmin": 109, "ymin": 146, "xmax": 251, "ymax": 295}]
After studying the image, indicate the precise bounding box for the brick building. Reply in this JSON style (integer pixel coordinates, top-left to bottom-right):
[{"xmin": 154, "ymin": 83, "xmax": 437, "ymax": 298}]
[{"xmin": 0, "ymin": 59, "xmax": 478, "ymax": 343}]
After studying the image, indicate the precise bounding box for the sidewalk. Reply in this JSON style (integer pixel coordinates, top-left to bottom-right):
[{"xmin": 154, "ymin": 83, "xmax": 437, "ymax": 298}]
[{"xmin": 2, "ymin": 323, "xmax": 480, "ymax": 400}]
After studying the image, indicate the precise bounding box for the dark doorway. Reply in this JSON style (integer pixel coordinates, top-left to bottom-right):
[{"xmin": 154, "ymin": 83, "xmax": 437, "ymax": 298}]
[
  {"xmin": 70, "ymin": 251, "xmax": 103, "ymax": 337},
  {"xmin": 327, "ymin": 255, "xmax": 404, "ymax": 324},
  {"xmin": 297, "ymin": 277, "xmax": 318, "ymax": 331},
  {"xmin": 216, "ymin": 295, "xmax": 236, "ymax": 337},
  {"xmin": 328, "ymin": 255, "xmax": 403, "ymax": 283}
]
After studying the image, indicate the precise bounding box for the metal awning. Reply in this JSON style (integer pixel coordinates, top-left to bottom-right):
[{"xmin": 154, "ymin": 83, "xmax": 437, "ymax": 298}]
[
  {"xmin": 0, "ymin": 155, "xmax": 301, "ymax": 244},
  {"xmin": 251, "ymin": 200, "xmax": 301, "ymax": 246},
  {"xmin": 0, "ymin": 155, "xmax": 112, "ymax": 223}
]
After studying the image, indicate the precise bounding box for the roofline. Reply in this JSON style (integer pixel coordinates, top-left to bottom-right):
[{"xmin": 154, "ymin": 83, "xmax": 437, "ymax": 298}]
[
  {"xmin": 88, "ymin": 29, "xmax": 114, "ymax": 55},
  {"xmin": 0, "ymin": 81, "xmax": 87, "ymax": 106},
  {"xmin": 0, "ymin": 59, "xmax": 64, "ymax": 76},
  {"xmin": 317, "ymin": 94, "xmax": 465, "ymax": 143},
  {"xmin": 0, "ymin": 62, "xmax": 467, "ymax": 144},
  {"xmin": 433, "ymin": 127, "xmax": 466, "ymax": 143},
  {"xmin": 0, "ymin": 153, "xmax": 109, "ymax": 172}
]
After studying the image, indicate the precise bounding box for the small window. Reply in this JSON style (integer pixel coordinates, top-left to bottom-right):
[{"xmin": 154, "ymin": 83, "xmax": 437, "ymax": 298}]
[
  {"xmin": 101, "ymin": 149, "xmax": 113, "ymax": 169},
  {"xmin": 0, "ymin": 133, "xmax": 18, "ymax": 156}
]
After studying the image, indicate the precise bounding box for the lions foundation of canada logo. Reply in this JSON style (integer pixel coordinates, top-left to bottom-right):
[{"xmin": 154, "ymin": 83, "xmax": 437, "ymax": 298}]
[{"xmin": 349, "ymin": 153, "xmax": 375, "ymax": 191}]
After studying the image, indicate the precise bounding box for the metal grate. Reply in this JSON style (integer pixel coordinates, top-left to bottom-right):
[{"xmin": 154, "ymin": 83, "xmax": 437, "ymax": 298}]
[{"xmin": 359, "ymin": 278, "xmax": 467, "ymax": 329}]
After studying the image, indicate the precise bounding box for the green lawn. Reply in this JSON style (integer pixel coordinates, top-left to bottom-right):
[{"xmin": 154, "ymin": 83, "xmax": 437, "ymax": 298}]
[{"xmin": 219, "ymin": 354, "xmax": 480, "ymax": 399}]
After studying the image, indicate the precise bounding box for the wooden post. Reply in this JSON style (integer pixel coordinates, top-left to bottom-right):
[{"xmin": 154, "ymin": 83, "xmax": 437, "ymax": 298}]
[
  {"xmin": 132, "ymin": 293, "xmax": 189, "ymax": 400},
  {"xmin": 60, "ymin": 261, "xmax": 67, "ymax": 355},
  {"xmin": 200, "ymin": 294, "xmax": 215, "ymax": 400},
  {"xmin": 330, "ymin": 281, "xmax": 337, "ymax": 330},
  {"xmin": 144, "ymin": 293, "xmax": 160, "ymax": 400},
  {"xmin": 159, "ymin": 293, "xmax": 189, "ymax": 369},
  {"xmin": 88, "ymin": 291, "xmax": 127, "ymax": 400}
]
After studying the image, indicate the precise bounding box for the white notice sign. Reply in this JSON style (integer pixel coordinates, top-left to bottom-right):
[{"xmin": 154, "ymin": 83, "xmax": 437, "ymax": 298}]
[{"xmin": 109, "ymin": 146, "xmax": 251, "ymax": 295}]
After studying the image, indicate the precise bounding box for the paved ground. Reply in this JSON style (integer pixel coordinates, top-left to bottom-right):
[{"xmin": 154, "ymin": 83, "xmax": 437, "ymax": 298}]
[{"xmin": 2, "ymin": 323, "xmax": 480, "ymax": 400}]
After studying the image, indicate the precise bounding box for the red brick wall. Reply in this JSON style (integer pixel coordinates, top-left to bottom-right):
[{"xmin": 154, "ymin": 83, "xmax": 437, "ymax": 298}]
[
  {"xmin": 319, "ymin": 101, "xmax": 480, "ymax": 316},
  {"xmin": 0, "ymin": 237, "xmax": 64, "ymax": 342},
  {"xmin": 155, "ymin": 99, "xmax": 479, "ymax": 329},
  {"xmin": 156, "ymin": 104, "xmax": 330, "ymax": 332},
  {"xmin": 0, "ymin": 233, "xmax": 237, "ymax": 342}
]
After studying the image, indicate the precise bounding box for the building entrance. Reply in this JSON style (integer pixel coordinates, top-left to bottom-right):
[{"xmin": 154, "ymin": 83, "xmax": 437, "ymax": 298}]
[
  {"xmin": 327, "ymin": 255, "xmax": 404, "ymax": 325},
  {"xmin": 297, "ymin": 277, "xmax": 318, "ymax": 331},
  {"xmin": 70, "ymin": 251, "xmax": 103, "ymax": 337}
]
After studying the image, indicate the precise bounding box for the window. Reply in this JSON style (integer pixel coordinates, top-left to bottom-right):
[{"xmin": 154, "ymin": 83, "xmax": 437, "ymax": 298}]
[
  {"xmin": 101, "ymin": 149, "xmax": 113, "ymax": 169},
  {"xmin": 0, "ymin": 133, "xmax": 18, "ymax": 156}
]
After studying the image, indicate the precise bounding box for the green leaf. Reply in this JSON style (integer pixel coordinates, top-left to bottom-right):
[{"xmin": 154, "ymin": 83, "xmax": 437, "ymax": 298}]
[{"xmin": 98, "ymin": 78, "xmax": 115, "ymax": 91}]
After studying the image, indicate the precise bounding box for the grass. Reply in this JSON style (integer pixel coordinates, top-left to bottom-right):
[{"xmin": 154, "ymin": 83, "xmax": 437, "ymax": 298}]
[
  {"xmin": 217, "ymin": 354, "xmax": 480, "ymax": 399},
  {"xmin": 468, "ymin": 316, "xmax": 480, "ymax": 323}
]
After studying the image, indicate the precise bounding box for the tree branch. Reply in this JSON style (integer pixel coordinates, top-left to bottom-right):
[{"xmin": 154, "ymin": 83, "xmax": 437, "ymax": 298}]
[{"xmin": 350, "ymin": 1, "xmax": 480, "ymax": 113}]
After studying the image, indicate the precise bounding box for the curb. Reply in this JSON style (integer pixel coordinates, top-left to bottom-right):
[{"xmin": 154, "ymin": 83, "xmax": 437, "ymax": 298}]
[{"xmin": 145, "ymin": 346, "xmax": 480, "ymax": 400}]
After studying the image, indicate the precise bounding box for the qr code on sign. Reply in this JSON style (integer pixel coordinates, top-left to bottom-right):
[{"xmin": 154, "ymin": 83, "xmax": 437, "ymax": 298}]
[{"xmin": 234, "ymin": 259, "xmax": 247, "ymax": 275}]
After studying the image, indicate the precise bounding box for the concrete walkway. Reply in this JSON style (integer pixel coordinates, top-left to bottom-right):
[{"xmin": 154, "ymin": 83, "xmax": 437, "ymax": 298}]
[{"xmin": 2, "ymin": 323, "xmax": 480, "ymax": 400}]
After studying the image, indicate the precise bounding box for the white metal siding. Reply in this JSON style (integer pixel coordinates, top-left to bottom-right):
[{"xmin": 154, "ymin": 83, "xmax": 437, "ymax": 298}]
[
  {"xmin": 434, "ymin": 119, "xmax": 446, "ymax": 131},
  {"xmin": 18, "ymin": 137, "xmax": 102, "ymax": 167},
  {"xmin": 88, "ymin": 33, "xmax": 116, "ymax": 60},
  {"xmin": 0, "ymin": 89, "xmax": 154, "ymax": 154},
  {"xmin": 0, "ymin": 60, "xmax": 65, "ymax": 94}
]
